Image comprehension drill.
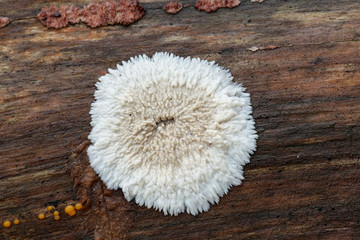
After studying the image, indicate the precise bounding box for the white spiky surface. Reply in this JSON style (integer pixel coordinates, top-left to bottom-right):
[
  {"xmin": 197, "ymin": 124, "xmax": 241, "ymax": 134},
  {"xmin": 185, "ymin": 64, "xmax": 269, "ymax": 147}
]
[{"xmin": 87, "ymin": 52, "xmax": 257, "ymax": 216}]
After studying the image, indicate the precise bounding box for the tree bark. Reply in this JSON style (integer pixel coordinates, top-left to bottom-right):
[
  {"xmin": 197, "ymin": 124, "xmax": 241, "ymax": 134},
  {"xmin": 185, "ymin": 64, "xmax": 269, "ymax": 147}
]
[{"xmin": 0, "ymin": 0, "xmax": 359, "ymax": 239}]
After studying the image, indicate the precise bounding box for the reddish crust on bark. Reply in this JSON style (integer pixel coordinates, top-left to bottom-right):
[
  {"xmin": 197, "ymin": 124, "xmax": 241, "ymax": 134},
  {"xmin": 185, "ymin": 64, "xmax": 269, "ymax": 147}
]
[
  {"xmin": 37, "ymin": 5, "xmax": 80, "ymax": 29},
  {"xmin": 37, "ymin": 0, "xmax": 145, "ymax": 29},
  {"xmin": 195, "ymin": 0, "xmax": 241, "ymax": 13},
  {"xmin": 81, "ymin": 0, "xmax": 145, "ymax": 28},
  {"xmin": 0, "ymin": 17, "xmax": 11, "ymax": 28},
  {"xmin": 164, "ymin": 1, "xmax": 183, "ymax": 14}
]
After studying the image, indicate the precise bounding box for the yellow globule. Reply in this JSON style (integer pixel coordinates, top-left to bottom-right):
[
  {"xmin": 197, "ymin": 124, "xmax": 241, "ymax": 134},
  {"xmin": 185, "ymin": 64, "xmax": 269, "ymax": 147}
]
[
  {"xmin": 3, "ymin": 220, "xmax": 11, "ymax": 228},
  {"xmin": 38, "ymin": 213, "xmax": 45, "ymax": 220},
  {"xmin": 75, "ymin": 203, "xmax": 83, "ymax": 210},
  {"xmin": 47, "ymin": 206, "xmax": 54, "ymax": 211},
  {"xmin": 67, "ymin": 210, "xmax": 76, "ymax": 216},
  {"xmin": 64, "ymin": 205, "xmax": 76, "ymax": 216},
  {"xmin": 13, "ymin": 219, "xmax": 20, "ymax": 225},
  {"xmin": 54, "ymin": 211, "xmax": 59, "ymax": 216},
  {"xmin": 54, "ymin": 215, "xmax": 60, "ymax": 221}
]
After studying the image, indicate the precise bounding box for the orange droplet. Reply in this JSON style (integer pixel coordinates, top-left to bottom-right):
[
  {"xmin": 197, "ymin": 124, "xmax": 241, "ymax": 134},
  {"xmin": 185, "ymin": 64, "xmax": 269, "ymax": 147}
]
[
  {"xmin": 47, "ymin": 206, "xmax": 53, "ymax": 211},
  {"xmin": 64, "ymin": 205, "xmax": 75, "ymax": 214},
  {"xmin": 3, "ymin": 220, "xmax": 11, "ymax": 228},
  {"xmin": 54, "ymin": 215, "xmax": 60, "ymax": 221},
  {"xmin": 38, "ymin": 213, "xmax": 45, "ymax": 220},
  {"xmin": 13, "ymin": 219, "xmax": 20, "ymax": 225},
  {"xmin": 75, "ymin": 203, "xmax": 83, "ymax": 210},
  {"xmin": 68, "ymin": 210, "xmax": 76, "ymax": 216},
  {"xmin": 53, "ymin": 211, "xmax": 59, "ymax": 216},
  {"xmin": 65, "ymin": 205, "xmax": 76, "ymax": 216}
]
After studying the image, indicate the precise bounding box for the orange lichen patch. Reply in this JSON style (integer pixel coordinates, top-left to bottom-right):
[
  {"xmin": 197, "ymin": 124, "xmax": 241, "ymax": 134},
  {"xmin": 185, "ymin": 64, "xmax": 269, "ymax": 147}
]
[
  {"xmin": 38, "ymin": 213, "xmax": 45, "ymax": 220},
  {"xmin": 37, "ymin": 0, "xmax": 145, "ymax": 29},
  {"xmin": 47, "ymin": 206, "xmax": 54, "ymax": 211},
  {"xmin": 0, "ymin": 17, "xmax": 11, "ymax": 28},
  {"xmin": 164, "ymin": 1, "xmax": 183, "ymax": 14},
  {"xmin": 13, "ymin": 219, "xmax": 20, "ymax": 225},
  {"xmin": 75, "ymin": 203, "xmax": 83, "ymax": 210},
  {"xmin": 3, "ymin": 220, "xmax": 11, "ymax": 228},
  {"xmin": 54, "ymin": 215, "xmax": 61, "ymax": 221},
  {"xmin": 54, "ymin": 211, "xmax": 60, "ymax": 216},
  {"xmin": 64, "ymin": 205, "xmax": 76, "ymax": 216},
  {"xmin": 195, "ymin": 0, "xmax": 240, "ymax": 13}
]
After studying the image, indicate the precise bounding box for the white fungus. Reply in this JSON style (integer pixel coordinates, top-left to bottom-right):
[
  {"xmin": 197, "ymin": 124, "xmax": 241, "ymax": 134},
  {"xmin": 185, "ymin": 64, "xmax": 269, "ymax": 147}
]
[{"xmin": 87, "ymin": 52, "xmax": 258, "ymax": 216}]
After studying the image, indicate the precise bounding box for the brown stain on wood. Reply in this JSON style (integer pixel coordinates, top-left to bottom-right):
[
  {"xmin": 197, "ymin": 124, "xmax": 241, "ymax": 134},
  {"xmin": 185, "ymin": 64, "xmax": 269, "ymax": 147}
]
[{"xmin": 1, "ymin": 0, "xmax": 360, "ymax": 239}]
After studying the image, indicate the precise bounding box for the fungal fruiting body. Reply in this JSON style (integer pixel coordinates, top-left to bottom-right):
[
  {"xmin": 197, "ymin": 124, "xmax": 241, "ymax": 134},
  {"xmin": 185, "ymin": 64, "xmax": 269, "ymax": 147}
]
[
  {"xmin": 13, "ymin": 219, "xmax": 20, "ymax": 225},
  {"xmin": 0, "ymin": 17, "xmax": 11, "ymax": 28},
  {"xmin": 38, "ymin": 213, "xmax": 45, "ymax": 220},
  {"xmin": 37, "ymin": 0, "xmax": 145, "ymax": 29},
  {"xmin": 64, "ymin": 205, "xmax": 76, "ymax": 216},
  {"xmin": 164, "ymin": 2, "xmax": 183, "ymax": 14},
  {"xmin": 88, "ymin": 52, "xmax": 257, "ymax": 216},
  {"xmin": 195, "ymin": 0, "xmax": 241, "ymax": 12},
  {"xmin": 75, "ymin": 203, "xmax": 83, "ymax": 210},
  {"xmin": 3, "ymin": 220, "xmax": 11, "ymax": 228}
]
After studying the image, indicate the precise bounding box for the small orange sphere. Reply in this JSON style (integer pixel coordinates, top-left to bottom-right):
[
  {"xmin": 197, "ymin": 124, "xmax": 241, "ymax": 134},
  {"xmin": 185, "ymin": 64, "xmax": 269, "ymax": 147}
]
[
  {"xmin": 3, "ymin": 220, "xmax": 11, "ymax": 228},
  {"xmin": 64, "ymin": 205, "xmax": 76, "ymax": 216},
  {"xmin": 64, "ymin": 205, "xmax": 75, "ymax": 214},
  {"xmin": 47, "ymin": 206, "xmax": 53, "ymax": 211},
  {"xmin": 53, "ymin": 211, "xmax": 59, "ymax": 216},
  {"xmin": 13, "ymin": 219, "xmax": 20, "ymax": 225},
  {"xmin": 38, "ymin": 213, "xmax": 45, "ymax": 220},
  {"xmin": 67, "ymin": 210, "xmax": 76, "ymax": 216},
  {"xmin": 54, "ymin": 215, "xmax": 60, "ymax": 221},
  {"xmin": 75, "ymin": 203, "xmax": 83, "ymax": 210}
]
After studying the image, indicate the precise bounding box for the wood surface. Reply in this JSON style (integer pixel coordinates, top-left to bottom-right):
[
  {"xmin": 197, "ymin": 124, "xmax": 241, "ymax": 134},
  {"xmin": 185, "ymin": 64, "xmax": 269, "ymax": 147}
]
[{"xmin": 1, "ymin": 0, "xmax": 360, "ymax": 239}]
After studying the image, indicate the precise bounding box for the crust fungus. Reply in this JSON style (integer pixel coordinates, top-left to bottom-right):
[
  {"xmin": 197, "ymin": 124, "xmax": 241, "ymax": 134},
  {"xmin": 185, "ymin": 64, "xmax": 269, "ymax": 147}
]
[
  {"xmin": 37, "ymin": 0, "xmax": 145, "ymax": 29},
  {"xmin": 88, "ymin": 52, "xmax": 257, "ymax": 216},
  {"xmin": 164, "ymin": 2, "xmax": 183, "ymax": 14},
  {"xmin": 195, "ymin": 0, "xmax": 241, "ymax": 12},
  {"xmin": 0, "ymin": 17, "xmax": 11, "ymax": 28}
]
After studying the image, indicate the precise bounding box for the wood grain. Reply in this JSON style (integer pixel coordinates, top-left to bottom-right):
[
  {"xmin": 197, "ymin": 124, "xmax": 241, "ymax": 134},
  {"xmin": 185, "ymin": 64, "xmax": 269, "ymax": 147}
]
[{"xmin": 1, "ymin": 0, "xmax": 359, "ymax": 239}]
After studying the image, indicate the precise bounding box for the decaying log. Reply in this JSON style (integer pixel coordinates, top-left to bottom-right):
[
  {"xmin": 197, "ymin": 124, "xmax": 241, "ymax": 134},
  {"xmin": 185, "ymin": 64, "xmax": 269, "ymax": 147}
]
[{"xmin": 0, "ymin": 0, "xmax": 359, "ymax": 239}]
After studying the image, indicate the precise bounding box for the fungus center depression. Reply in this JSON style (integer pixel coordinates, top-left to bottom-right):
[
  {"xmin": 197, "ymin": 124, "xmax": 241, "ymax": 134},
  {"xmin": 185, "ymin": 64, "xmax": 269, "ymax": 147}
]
[{"xmin": 123, "ymin": 82, "xmax": 218, "ymax": 166}]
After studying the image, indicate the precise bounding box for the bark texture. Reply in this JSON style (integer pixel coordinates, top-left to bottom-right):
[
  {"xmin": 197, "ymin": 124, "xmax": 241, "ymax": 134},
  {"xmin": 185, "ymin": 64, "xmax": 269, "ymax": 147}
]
[{"xmin": 0, "ymin": 0, "xmax": 359, "ymax": 239}]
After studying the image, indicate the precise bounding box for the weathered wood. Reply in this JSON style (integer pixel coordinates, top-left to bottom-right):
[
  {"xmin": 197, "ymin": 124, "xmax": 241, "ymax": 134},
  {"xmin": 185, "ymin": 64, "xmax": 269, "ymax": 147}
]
[{"xmin": 1, "ymin": 0, "xmax": 360, "ymax": 239}]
